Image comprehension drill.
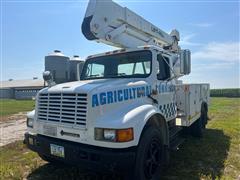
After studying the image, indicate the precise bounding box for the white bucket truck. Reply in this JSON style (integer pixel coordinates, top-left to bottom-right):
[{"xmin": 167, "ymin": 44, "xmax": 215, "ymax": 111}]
[{"xmin": 25, "ymin": 0, "xmax": 210, "ymax": 179}]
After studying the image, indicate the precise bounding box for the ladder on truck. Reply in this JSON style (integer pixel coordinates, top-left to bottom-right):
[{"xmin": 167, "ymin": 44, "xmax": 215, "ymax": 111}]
[{"xmin": 82, "ymin": 0, "xmax": 180, "ymax": 52}]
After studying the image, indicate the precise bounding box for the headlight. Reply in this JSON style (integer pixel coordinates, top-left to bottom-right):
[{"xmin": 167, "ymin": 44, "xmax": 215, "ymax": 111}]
[
  {"xmin": 27, "ymin": 118, "xmax": 34, "ymax": 128},
  {"xmin": 95, "ymin": 128, "xmax": 133, "ymax": 142},
  {"xmin": 104, "ymin": 129, "xmax": 116, "ymax": 141}
]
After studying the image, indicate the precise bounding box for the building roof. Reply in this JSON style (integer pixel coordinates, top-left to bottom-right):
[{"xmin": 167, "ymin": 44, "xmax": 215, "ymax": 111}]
[{"xmin": 0, "ymin": 79, "xmax": 44, "ymax": 88}]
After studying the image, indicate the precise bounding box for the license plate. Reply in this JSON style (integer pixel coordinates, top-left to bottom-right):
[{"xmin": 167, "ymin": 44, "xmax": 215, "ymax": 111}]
[{"xmin": 50, "ymin": 144, "xmax": 65, "ymax": 158}]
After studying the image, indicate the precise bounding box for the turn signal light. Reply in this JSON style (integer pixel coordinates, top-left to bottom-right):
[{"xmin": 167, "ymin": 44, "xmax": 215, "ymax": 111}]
[
  {"xmin": 95, "ymin": 128, "xmax": 134, "ymax": 142},
  {"xmin": 116, "ymin": 128, "xmax": 134, "ymax": 142}
]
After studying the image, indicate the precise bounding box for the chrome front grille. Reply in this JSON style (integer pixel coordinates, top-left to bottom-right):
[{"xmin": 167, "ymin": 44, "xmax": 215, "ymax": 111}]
[{"xmin": 37, "ymin": 93, "xmax": 87, "ymax": 128}]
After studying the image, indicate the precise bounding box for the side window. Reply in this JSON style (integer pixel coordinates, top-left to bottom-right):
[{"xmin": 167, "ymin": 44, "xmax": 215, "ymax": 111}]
[{"xmin": 157, "ymin": 55, "xmax": 170, "ymax": 80}]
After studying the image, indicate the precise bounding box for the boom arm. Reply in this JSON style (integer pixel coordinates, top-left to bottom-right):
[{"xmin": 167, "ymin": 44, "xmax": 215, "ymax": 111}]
[{"xmin": 82, "ymin": 0, "xmax": 180, "ymax": 51}]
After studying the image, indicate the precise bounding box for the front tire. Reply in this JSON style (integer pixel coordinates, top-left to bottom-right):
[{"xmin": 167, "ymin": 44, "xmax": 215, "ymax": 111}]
[{"xmin": 134, "ymin": 126, "xmax": 165, "ymax": 180}]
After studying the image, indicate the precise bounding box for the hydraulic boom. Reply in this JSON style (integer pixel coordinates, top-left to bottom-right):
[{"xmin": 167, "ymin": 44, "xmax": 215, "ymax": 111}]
[{"xmin": 82, "ymin": 0, "xmax": 180, "ymax": 52}]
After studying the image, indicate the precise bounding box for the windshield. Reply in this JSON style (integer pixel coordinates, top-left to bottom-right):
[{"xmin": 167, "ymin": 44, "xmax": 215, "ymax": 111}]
[{"xmin": 80, "ymin": 50, "xmax": 152, "ymax": 80}]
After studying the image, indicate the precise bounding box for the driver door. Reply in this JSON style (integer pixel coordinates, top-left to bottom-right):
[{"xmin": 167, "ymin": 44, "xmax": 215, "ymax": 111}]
[{"xmin": 156, "ymin": 54, "xmax": 176, "ymax": 121}]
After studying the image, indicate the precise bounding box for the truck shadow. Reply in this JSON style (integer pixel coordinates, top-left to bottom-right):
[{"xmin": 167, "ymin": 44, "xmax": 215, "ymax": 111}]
[
  {"xmin": 27, "ymin": 164, "xmax": 121, "ymax": 180},
  {"xmin": 161, "ymin": 128, "xmax": 230, "ymax": 180},
  {"xmin": 27, "ymin": 128, "xmax": 230, "ymax": 180}
]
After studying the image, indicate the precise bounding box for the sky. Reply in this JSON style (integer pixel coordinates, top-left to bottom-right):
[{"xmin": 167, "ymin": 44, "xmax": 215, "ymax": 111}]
[{"xmin": 1, "ymin": 0, "xmax": 239, "ymax": 88}]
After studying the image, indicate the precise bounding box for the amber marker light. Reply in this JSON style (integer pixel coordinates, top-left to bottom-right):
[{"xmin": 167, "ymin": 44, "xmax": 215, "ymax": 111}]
[
  {"xmin": 116, "ymin": 128, "xmax": 134, "ymax": 142},
  {"xmin": 95, "ymin": 128, "xmax": 134, "ymax": 142}
]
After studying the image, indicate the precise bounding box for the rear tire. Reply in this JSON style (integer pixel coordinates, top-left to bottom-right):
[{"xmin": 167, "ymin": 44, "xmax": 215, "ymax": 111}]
[
  {"xmin": 190, "ymin": 117, "xmax": 203, "ymax": 137},
  {"xmin": 134, "ymin": 126, "xmax": 166, "ymax": 180},
  {"xmin": 190, "ymin": 105, "xmax": 208, "ymax": 138},
  {"xmin": 201, "ymin": 107, "xmax": 208, "ymax": 129}
]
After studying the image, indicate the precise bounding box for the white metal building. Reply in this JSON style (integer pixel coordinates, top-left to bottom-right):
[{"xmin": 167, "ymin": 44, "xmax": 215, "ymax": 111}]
[{"xmin": 0, "ymin": 79, "xmax": 45, "ymax": 99}]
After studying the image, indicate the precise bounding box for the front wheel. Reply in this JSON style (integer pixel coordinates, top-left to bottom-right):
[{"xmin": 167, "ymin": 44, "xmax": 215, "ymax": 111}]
[{"xmin": 134, "ymin": 126, "xmax": 166, "ymax": 180}]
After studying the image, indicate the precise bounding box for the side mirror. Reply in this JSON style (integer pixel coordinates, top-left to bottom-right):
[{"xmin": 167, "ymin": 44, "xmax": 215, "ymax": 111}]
[
  {"xmin": 43, "ymin": 71, "xmax": 55, "ymax": 87},
  {"xmin": 43, "ymin": 71, "xmax": 52, "ymax": 81},
  {"xmin": 157, "ymin": 72, "xmax": 168, "ymax": 80},
  {"xmin": 180, "ymin": 49, "xmax": 191, "ymax": 75}
]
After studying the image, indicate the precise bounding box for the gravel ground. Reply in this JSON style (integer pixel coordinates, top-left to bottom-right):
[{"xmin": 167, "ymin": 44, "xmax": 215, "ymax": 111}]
[{"xmin": 0, "ymin": 113, "xmax": 27, "ymax": 147}]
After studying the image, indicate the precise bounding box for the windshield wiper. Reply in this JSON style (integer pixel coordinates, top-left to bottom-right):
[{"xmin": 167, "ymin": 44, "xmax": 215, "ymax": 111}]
[
  {"xmin": 83, "ymin": 74, "xmax": 101, "ymax": 80},
  {"xmin": 106, "ymin": 73, "xmax": 127, "ymax": 78},
  {"xmin": 109, "ymin": 73, "xmax": 126, "ymax": 76},
  {"xmin": 89, "ymin": 74, "xmax": 100, "ymax": 77}
]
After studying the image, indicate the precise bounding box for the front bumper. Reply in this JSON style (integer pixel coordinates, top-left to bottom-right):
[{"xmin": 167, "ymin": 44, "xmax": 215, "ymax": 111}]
[{"xmin": 24, "ymin": 133, "xmax": 136, "ymax": 173}]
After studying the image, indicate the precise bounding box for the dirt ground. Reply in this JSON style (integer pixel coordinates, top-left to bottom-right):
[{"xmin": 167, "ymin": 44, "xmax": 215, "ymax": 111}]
[{"xmin": 0, "ymin": 113, "xmax": 27, "ymax": 147}]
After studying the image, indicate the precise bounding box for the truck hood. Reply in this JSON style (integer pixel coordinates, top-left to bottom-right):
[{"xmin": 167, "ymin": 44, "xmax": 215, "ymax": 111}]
[{"xmin": 41, "ymin": 79, "xmax": 149, "ymax": 94}]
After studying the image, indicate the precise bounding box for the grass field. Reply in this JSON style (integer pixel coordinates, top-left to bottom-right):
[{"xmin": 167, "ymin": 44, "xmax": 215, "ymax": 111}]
[
  {"xmin": 0, "ymin": 98, "xmax": 239, "ymax": 180},
  {"xmin": 0, "ymin": 99, "xmax": 35, "ymax": 117}
]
